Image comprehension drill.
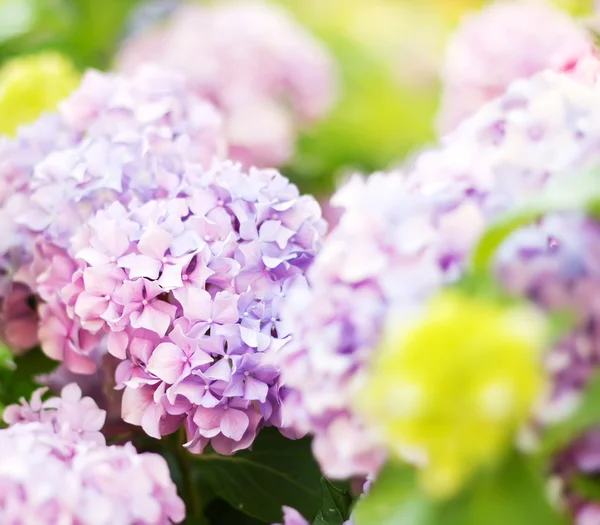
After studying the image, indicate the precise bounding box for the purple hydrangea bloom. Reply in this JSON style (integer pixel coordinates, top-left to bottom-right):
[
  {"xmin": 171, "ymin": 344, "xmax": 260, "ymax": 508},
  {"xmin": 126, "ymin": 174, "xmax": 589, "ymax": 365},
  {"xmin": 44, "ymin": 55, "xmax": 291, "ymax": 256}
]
[
  {"xmin": 0, "ymin": 386, "xmax": 185, "ymax": 524},
  {"xmin": 279, "ymin": 63, "xmax": 600, "ymax": 478},
  {"xmin": 0, "ymin": 64, "xmax": 226, "ymax": 369},
  {"xmin": 64, "ymin": 161, "xmax": 325, "ymax": 453}
]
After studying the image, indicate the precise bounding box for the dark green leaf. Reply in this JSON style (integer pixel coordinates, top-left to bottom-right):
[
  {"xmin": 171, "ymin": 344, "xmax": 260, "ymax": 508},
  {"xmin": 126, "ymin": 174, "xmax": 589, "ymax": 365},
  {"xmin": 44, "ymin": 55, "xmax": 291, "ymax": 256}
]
[
  {"xmin": 192, "ymin": 428, "xmax": 323, "ymax": 523},
  {"xmin": 472, "ymin": 170, "xmax": 600, "ymax": 273},
  {"xmin": 313, "ymin": 478, "xmax": 353, "ymax": 525},
  {"xmin": 571, "ymin": 475, "xmax": 600, "ymax": 503},
  {"xmin": 204, "ymin": 498, "xmax": 267, "ymax": 525},
  {"xmin": 0, "ymin": 346, "xmax": 57, "ymax": 399},
  {"xmin": 540, "ymin": 372, "xmax": 600, "ymax": 457}
]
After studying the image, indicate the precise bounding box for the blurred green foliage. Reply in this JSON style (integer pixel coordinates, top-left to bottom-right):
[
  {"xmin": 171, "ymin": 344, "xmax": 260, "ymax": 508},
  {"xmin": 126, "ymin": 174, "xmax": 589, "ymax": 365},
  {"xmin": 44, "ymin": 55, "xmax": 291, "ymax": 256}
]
[{"xmin": 0, "ymin": 0, "xmax": 141, "ymax": 69}]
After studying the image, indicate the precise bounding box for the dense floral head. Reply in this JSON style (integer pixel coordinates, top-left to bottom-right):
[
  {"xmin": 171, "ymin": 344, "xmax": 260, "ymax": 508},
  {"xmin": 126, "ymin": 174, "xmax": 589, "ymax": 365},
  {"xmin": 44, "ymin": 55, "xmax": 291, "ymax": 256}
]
[
  {"xmin": 0, "ymin": 51, "xmax": 80, "ymax": 137},
  {"xmin": 116, "ymin": 0, "xmax": 338, "ymax": 168},
  {"xmin": 1, "ymin": 386, "xmax": 185, "ymax": 524},
  {"xmin": 0, "ymin": 63, "xmax": 226, "ymax": 362},
  {"xmin": 279, "ymin": 62, "xmax": 600, "ymax": 478},
  {"xmin": 437, "ymin": 0, "xmax": 594, "ymax": 134},
  {"xmin": 21, "ymin": 64, "xmax": 226, "ymax": 254},
  {"xmin": 56, "ymin": 161, "xmax": 326, "ymax": 453}
]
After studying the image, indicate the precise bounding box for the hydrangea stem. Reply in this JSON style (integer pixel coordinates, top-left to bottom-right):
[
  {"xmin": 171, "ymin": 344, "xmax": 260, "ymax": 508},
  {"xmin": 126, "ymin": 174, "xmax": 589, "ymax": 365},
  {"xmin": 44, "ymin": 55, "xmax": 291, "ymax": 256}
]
[{"xmin": 176, "ymin": 428, "xmax": 209, "ymax": 524}]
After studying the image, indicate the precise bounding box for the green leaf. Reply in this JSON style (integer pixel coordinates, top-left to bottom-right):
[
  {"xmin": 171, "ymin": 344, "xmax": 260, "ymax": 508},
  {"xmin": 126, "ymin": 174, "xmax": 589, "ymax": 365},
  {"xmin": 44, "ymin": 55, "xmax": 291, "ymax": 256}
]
[
  {"xmin": 204, "ymin": 498, "xmax": 267, "ymax": 525},
  {"xmin": 313, "ymin": 478, "xmax": 353, "ymax": 525},
  {"xmin": 353, "ymin": 461, "xmax": 431, "ymax": 525},
  {"xmin": 192, "ymin": 428, "xmax": 323, "ymax": 523},
  {"xmin": 465, "ymin": 453, "xmax": 564, "ymax": 525},
  {"xmin": 0, "ymin": 346, "xmax": 57, "ymax": 409},
  {"xmin": 0, "ymin": 344, "xmax": 15, "ymax": 371},
  {"xmin": 354, "ymin": 454, "xmax": 564, "ymax": 525},
  {"xmin": 472, "ymin": 170, "xmax": 600, "ymax": 273},
  {"xmin": 539, "ymin": 372, "xmax": 600, "ymax": 457}
]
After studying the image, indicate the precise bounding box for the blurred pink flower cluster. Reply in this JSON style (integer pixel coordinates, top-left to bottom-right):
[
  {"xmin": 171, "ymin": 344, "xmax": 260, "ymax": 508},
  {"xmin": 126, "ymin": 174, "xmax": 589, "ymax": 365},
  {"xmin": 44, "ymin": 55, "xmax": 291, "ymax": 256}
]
[
  {"xmin": 1, "ymin": 385, "xmax": 185, "ymax": 524},
  {"xmin": 117, "ymin": 0, "xmax": 338, "ymax": 168},
  {"xmin": 437, "ymin": 0, "xmax": 595, "ymax": 135}
]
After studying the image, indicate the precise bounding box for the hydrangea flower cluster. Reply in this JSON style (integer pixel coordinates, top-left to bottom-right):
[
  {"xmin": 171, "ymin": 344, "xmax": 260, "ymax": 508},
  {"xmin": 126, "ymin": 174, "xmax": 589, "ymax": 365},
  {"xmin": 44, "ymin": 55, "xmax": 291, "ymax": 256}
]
[
  {"xmin": 279, "ymin": 63, "xmax": 600, "ymax": 478},
  {"xmin": 0, "ymin": 64, "xmax": 226, "ymax": 364},
  {"xmin": 116, "ymin": 0, "xmax": 338, "ymax": 168},
  {"xmin": 61, "ymin": 161, "xmax": 325, "ymax": 453},
  {"xmin": 437, "ymin": 0, "xmax": 594, "ymax": 135},
  {"xmin": 1, "ymin": 385, "xmax": 185, "ymax": 524}
]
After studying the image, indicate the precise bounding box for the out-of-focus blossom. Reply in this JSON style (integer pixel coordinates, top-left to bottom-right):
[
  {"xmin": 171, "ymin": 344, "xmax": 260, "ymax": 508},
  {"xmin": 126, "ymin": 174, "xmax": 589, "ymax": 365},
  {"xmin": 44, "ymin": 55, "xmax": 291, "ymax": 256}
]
[
  {"xmin": 279, "ymin": 61, "xmax": 600, "ymax": 478},
  {"xmin": 554, "ymin": 428, "xmax": 600, "ymax": 524},
  {"xmin": 279, "ymin": 171, "xmax": 487, "ymax": 478},
  {"xmin": 116, "ymin": 0, "xmax": 338, "ymax": 168},
  {"xmin": 357, "ymin": 291, "xmax": 547, "ymax": 498},
  {"xmin": 0, "ymin": 387, "xmax": 185, "ymax": 524},
  {"xmin": 38, "ymin": 351, "xmax": 130, "ymax": 438},
  {"xmin": 4, "ymin": 383, "xmax": 106, "ymax": 445},
  {"xmin": 437, "ymin": 0, "xmax": 594, "ymax": 135},
  {"xmin": 494, "ymin": 214, "xmax": 600, "ymax": 416},
  {"xmin": 0, "ymin": 52, "xmax": 80, "ymax": 137},
  {"xmin": 64, "ymin": 161, "xmax": 325, "ymax": 453}
]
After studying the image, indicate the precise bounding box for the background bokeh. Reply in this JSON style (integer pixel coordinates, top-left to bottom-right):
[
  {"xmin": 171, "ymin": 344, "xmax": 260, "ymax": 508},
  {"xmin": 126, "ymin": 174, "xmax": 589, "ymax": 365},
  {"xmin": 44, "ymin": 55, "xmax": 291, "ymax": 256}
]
[{"xmin": 0, "ymin": 0, "xmax": 594, "ymax": 197}]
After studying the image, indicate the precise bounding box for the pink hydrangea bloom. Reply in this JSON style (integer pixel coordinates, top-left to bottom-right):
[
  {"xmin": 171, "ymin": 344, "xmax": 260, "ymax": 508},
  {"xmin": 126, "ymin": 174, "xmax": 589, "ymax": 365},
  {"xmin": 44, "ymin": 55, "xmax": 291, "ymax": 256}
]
[
  {"xmin": 63, "ymin": 161, "xmax": 325, "ymax": 453},
  {"xmin": 37, "ymin": 351, "xmax": 129, "ymax": 438},
  {"xmin": 1, "ymin": 386, "xmax": 185, "ymax": 524},
  {"xmin": 116, "ymin": 0, "xmax": 338, "ymax": 168},
  {"xmin": 437, "ymin": 0, "xmax": 594, "ymax": 135}
]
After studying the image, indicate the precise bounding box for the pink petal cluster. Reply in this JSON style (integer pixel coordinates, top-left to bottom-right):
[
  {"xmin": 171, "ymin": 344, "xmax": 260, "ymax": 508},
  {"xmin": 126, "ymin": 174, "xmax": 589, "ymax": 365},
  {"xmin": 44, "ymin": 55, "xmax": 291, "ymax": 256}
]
[
  {"xmin": 437, "ymin": 0, "xmax": 594, "ymax": 135},
  {"xmin": 116, "ymin": 0, "xmax": 338, "ymax": 168},
  {"xmin": 1, "ymin": 64, "xmax": 226, "ymax": 368},
  {"xmin": 279, "ymin": 63, "xmax": 600, "ymax": 478},
  {"xmin": 1, "ymin": 386, "xmax": 185, "ymax": 524},
  {"xmin": 62, "ymin": 161, "xmax": 325, "ymax": 453},
  {"xmin": 38, "ymin": 352, "xmax": 129, "ymax": 438},
  {"xmin": 4, "ymin": 383, "xmax": 106, "ymax": 445}
]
